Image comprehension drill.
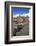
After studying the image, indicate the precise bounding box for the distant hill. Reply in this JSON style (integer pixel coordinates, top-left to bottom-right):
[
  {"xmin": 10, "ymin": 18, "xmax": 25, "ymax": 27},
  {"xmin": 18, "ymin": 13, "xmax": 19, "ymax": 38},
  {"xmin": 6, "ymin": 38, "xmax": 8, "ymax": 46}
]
[{"xmin": 13, "ymin": 15, "xmax": 29, "ymax": 25}]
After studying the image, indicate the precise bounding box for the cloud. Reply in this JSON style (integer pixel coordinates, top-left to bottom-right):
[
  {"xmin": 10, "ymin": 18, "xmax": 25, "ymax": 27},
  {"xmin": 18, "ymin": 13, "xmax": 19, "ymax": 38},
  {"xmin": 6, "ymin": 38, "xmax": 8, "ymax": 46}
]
[
  {"xmin": 20, "ymin": 9, "xmax": 31, "ymax": 17},
  {"xmin": 13, "ymin": 13, "xmax": 30, "ymax": 17},
  {"xmin": 13, "ymin": 14, "xmax": 19, "ymax": 17},
  {"xmin": 13, "ymin": 9, "xmax": 31, "ymax": 17}
]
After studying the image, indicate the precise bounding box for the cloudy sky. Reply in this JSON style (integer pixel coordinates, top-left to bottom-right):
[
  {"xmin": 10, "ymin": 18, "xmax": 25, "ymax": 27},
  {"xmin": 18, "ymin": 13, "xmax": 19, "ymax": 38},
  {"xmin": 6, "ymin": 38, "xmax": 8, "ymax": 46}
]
[{"xmin": 11, "ymin": 7, "xmax": 31, "ymax": 17}]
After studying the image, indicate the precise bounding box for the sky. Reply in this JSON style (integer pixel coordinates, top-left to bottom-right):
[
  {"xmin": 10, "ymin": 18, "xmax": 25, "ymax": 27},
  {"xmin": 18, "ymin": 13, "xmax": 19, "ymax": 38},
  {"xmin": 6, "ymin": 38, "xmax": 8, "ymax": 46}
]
[{"xmin": 11, "ymin": 7, "xmax": 31, "ymax": 17}]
